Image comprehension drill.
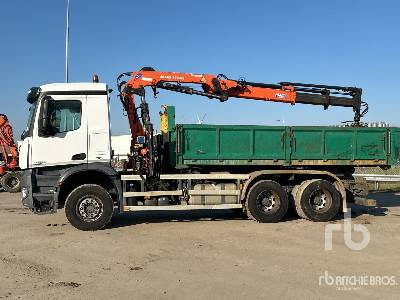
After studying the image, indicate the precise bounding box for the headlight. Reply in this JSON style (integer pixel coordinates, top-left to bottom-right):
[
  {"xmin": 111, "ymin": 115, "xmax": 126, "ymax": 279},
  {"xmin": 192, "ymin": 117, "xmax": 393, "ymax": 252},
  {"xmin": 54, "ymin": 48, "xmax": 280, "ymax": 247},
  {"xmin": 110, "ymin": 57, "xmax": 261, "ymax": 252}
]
[{"xmin": 21, "ymin": 187, "xmax": 29, "ymax": 199}]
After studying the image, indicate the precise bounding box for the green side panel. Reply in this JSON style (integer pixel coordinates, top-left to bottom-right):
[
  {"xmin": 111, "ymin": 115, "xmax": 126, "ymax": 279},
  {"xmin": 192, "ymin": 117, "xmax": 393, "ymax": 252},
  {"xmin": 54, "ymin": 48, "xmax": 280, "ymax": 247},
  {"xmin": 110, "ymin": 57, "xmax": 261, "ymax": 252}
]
[
  {"xmin": 291, "ymin": 128, "xmax": 324, "ymax": 159},
  {"xmin": 355, "ymin": 129, "xmax": 386, "ymax": 159},
  {"xmin": 291, "ymin": 127, "xmax": 388, "ymax": 161},
  {"xmin": 167, "ymin": 106, "xmax": 176, "ymax": 131},
  {"xmin": 183, "ymin": 127, "xmax": 218, "ymax": 159},
  {"xmin": 253, "ymin": 128, "xmax": 286, "ymax": 159},
  {"xmin": 389, "ymin": 128, "xmax": 400, "ymax": 165},
  {"xmin": 173, "ymin": 124, "xmax": 394, "ymax": 168},
  {"xmin": 180, "ymin": 125, "xmax": 286, "ymax": 161},
  {"xmin": 219, "ymin": 128, "xmax": 251, "ymax": 158},
  {"xmin": 166, "ymin": 106, "xmax": 176, "ymax": 169},
  {"xmin": 325, "ymin": 130, "xmax": 354, "ymax": 159}
]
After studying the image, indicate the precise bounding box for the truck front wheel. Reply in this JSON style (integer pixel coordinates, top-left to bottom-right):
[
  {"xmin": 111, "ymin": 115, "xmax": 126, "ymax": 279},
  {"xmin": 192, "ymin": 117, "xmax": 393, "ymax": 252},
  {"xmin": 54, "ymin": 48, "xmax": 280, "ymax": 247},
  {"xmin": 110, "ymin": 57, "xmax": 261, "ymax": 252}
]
[
  {"xmin": 65, "ymin": 184, "xmax": 114, "ymax": 231},
  {"xmin": 246, "ymin": 180, "xmax": 289, "ymax": 223}
]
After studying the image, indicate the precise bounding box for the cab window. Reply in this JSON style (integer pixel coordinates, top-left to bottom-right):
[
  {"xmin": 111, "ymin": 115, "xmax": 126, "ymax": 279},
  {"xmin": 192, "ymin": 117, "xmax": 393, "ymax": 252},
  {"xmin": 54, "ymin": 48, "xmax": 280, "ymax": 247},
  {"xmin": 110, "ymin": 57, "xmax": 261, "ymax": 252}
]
[{"xmin": 48, "ymin": 100, "xmax": 82, "ymax": 133}]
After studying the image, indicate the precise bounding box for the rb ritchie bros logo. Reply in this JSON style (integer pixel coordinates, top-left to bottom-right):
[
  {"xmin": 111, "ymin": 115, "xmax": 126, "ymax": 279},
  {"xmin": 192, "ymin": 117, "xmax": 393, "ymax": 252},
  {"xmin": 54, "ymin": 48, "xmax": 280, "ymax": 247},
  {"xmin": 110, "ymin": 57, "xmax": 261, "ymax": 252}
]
[{"xmin": 319, "ymin": 271, "xmax": 398, "ymax": 290}]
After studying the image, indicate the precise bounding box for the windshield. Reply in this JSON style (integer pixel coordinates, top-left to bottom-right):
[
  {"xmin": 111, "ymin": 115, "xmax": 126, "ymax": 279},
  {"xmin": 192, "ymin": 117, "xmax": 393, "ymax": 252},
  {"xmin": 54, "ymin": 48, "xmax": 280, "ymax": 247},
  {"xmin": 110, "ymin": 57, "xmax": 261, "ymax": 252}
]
[{"xmin": 21, "ymin": 101, "xmax": 38, "ymax": 140}]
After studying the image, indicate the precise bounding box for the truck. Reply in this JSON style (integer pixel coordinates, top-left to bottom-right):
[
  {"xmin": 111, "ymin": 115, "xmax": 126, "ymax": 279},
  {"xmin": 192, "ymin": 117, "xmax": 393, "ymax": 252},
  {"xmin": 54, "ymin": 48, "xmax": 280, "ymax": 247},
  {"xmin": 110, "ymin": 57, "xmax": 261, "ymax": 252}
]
[
  {"xmin": 19, "ymin": 68, "xmax": 396, "ymax": 230},
  {"xmin": 0, "ymin": 114, "xmax": 21, "ymax": 193}
]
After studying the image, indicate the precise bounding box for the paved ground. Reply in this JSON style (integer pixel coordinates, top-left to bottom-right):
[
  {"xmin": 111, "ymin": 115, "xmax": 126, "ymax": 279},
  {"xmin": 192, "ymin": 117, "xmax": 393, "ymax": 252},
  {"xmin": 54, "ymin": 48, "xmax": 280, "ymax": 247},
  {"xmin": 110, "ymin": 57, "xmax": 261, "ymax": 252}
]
[{"xmin": 0, "ymin": 192, "xmax": 399, "ymax": 299}]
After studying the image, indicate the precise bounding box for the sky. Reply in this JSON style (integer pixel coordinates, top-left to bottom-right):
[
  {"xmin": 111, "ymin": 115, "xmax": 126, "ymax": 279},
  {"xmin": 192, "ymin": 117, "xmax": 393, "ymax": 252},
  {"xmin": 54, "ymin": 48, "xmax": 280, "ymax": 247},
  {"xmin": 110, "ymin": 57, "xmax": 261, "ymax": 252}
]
[{"xmin": 0, "ymin": 0, "xmax": 399, "ymax": 137}]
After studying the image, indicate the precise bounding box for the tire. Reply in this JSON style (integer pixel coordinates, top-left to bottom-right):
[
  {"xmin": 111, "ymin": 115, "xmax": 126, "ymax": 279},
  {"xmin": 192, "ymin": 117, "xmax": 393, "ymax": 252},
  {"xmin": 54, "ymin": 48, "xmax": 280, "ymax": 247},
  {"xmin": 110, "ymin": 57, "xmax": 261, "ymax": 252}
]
[
  {"xmin": 292, "ymin": 180, "xmax": 312, "ymax": 219},
  {"xmin": 288, "ymin": 184, "xmax": 301, "ymax": 217},
  {"xmin": 246, "ymin": 180, "xmax": 289, "ymax": 223},
  {"xmin": 1, "ymin": 172, "xmax": 21, "ymax": 193},
  {"xmin": 294, "ymin": 179, "xmax": 340, "ymax": 222},
  {"xmin": 65, "ymin": 184, "xmax": 114, "ymax": 231}
]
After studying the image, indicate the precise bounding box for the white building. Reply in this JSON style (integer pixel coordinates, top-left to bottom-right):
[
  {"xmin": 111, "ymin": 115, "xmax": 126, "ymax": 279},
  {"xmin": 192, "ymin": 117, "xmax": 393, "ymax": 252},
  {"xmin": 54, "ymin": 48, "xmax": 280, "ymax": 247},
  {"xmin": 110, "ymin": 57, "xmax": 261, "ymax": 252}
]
[{"xmin": 111, "ymin": 135, "xmax": 131, "ymax": 157}]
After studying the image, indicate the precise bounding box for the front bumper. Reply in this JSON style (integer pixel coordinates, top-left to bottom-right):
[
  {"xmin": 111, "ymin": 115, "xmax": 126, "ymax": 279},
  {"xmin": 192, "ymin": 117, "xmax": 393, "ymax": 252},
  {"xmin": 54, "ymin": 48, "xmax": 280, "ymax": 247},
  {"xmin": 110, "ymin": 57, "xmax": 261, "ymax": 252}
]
[
  {"xmin": 21, "ymin": 169, "xmax": 56, "ymax": 214},
  {"xmin": 21, "ymin": 169, "xmax": 34, "ymax": 209}
]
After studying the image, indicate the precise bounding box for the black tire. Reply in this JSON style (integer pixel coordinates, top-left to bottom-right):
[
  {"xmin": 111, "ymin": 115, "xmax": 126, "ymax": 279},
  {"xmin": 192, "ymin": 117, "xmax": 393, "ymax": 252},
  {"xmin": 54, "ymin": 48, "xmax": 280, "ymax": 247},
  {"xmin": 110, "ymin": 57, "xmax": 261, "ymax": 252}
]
[
  {"xmin": 246, "ymin": 180, "xmax": 289, "ymax": 223},
  {"xmin": 1, "ymin": 172, "xmax": 21, "ymax": 193},
  {"xmin": 295, "ymin": 180, "xmax": 340, "ymax": 222},
  {"xmin": 65, "ymin": 184, "xmax": 114, "ymax": 231}
]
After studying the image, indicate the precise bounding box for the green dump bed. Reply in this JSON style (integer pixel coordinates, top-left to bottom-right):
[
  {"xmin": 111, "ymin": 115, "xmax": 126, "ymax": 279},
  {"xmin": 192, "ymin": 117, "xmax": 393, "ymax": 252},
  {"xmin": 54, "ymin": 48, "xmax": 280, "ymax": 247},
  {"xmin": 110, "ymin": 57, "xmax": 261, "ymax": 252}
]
[{"xmin": 174, "ymin": 125, "xmax": 400, "ymax": 168}]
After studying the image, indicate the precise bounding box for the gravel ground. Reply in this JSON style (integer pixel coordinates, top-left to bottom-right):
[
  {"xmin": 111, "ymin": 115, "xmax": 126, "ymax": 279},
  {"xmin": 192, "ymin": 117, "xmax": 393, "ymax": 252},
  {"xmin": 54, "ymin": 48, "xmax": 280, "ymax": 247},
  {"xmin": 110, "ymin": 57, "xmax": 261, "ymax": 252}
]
[{"xmin": 0, "ymin": 192, "xmax": 399, "ymax": 299}]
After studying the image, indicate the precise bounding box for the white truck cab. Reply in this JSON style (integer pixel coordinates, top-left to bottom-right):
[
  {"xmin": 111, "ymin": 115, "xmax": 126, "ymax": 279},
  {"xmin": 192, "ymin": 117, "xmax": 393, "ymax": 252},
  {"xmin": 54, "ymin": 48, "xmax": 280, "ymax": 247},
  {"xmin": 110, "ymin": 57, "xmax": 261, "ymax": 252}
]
[
  {"xmin": 20, "ymin": 83, "xmax": 121, "ymax": 219},
  {"xmin": 20, "ymin": 83, "xmax": 111, "ymax": 169}
]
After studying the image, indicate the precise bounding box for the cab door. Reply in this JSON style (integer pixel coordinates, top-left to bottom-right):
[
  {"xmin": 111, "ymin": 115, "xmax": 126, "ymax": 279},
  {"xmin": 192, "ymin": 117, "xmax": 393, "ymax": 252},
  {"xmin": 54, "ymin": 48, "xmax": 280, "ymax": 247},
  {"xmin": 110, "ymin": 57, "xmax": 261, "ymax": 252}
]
[{"xmin": 31, "ymin": 95, "xmax": 88, "ymax": 168}]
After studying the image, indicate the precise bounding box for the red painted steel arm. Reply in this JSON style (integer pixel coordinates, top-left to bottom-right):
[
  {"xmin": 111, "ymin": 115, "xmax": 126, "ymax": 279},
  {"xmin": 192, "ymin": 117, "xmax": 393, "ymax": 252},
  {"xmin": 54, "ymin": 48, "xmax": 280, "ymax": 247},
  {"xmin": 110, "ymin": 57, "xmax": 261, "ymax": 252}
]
[
  {"xmin": 0, "ymin": 115, "xmax": 18, "ymax": 174},
  {"xmin": 125, "ymin": 70, "xmax": 296, "ymax": 104}
]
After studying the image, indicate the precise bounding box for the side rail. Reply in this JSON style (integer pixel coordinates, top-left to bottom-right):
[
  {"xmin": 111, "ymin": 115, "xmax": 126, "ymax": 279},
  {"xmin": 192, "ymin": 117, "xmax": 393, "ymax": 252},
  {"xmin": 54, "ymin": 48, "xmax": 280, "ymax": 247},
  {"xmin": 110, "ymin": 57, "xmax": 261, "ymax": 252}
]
[
  {"xmin": 120, "ymin": 173, "xmax": 250, "ymax": 212},
  {"xmin": 119, "ymin": 170, "xmax": 356, "ymax": 223}
]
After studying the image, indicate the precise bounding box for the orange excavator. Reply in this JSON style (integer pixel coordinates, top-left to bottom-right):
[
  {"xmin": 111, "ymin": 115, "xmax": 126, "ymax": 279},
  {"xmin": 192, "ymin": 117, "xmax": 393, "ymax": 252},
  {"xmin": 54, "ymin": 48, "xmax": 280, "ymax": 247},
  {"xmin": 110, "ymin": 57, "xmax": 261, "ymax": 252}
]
[
  {"xmin": 0, "ymin": 114, "xmax": 21, "ymax": 193},
  {"xmin": 117, "ymin": 67, "xmax": 368, "ymax": 176}
]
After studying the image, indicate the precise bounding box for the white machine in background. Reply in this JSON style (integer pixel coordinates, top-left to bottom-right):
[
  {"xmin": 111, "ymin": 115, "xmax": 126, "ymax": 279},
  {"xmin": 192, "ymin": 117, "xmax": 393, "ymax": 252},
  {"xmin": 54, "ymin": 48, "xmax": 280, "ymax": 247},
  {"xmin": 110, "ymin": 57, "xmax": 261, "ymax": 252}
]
[{"xmin": 111, "ymin": 135, "xmax": 130, "ymax": 170}]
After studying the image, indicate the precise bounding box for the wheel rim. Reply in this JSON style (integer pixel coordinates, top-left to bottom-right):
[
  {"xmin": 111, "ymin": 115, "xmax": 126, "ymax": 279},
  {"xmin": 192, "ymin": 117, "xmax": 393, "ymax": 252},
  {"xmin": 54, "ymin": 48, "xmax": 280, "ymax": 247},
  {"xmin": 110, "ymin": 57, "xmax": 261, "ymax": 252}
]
[
  {"xmin": 256, "ymin": 190, "xmax": 280, "ymax": 214},
  {"xmin": 5, "ymin": 176, "xmax": 19, "ymax": 189},
  {"xmin": 76, "ymin": 196, "xmax": 103, "ymax": 222},
  {"xmin": 308, "ymin": 188, "xmax": 332, "ymax": 213}
]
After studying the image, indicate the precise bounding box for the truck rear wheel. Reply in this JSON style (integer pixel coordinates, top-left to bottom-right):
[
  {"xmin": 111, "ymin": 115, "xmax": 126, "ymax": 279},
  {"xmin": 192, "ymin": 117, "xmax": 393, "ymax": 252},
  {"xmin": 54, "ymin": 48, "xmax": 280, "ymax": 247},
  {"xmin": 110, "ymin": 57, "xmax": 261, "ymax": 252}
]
[
  {"xmin": 65, "ymin": 184, "xmax": 114, "ymax": 231},
  {"xmin": 246, "ymin": 180, "xmax": 288, "ymax": 223},
  {"xmin": 1, "ymin": 172, "xmax": 21, "ymax": 193},
  {"xmin": 294, "ymin": 179, "xmax": 340, "ymax": 222}
]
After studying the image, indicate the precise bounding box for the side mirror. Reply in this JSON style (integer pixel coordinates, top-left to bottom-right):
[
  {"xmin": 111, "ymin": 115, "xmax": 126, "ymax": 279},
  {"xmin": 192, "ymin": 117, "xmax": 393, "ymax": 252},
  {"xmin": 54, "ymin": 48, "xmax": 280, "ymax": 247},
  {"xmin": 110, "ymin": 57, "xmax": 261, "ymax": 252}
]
[
  {"xmin": 20, "ymin": 130, "xmax": 27, "ymax": 140},
  {"xmin": 27, "ymin": 87, "xmax": 40, "ymax": 104},
  {"xmin": 41, "ymin": 98, "xmax": 49, "ymax": 129},
  {"xmin": 39, "ymin": 97, "xmax": 53, "ymax": 136}
]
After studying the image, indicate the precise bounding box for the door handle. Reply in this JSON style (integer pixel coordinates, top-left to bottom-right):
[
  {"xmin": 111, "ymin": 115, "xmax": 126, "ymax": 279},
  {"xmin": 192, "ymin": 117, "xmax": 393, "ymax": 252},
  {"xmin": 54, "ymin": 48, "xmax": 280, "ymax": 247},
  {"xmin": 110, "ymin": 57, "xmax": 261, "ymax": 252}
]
[{"xmin": 72, "ymin": 153, "xmax": 86, "ymax": 160}]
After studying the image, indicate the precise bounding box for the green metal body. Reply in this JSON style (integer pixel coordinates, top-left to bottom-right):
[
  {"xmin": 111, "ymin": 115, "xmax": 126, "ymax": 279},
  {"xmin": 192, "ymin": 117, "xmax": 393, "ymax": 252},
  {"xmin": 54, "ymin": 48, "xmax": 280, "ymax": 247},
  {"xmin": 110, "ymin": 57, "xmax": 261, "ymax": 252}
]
[{"xmin": 165, "ymin": 106, "xmax": 400, "ymax": 169}]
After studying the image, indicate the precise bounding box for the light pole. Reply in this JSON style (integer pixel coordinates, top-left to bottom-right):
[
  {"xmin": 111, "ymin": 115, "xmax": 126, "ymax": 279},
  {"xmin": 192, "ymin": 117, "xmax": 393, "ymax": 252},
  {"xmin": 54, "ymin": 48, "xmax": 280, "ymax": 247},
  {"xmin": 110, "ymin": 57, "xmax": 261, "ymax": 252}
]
[{"xmin": 65, "ymin": 0, "xmax": 70, "ymax": 83}]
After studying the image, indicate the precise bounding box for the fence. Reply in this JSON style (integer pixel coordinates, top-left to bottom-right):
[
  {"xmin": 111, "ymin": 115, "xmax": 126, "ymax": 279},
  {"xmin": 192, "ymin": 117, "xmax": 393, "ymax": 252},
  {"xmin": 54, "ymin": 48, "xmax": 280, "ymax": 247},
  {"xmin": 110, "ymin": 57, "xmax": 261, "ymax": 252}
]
[{"xmin": 353, "ymin": 174, "xmax": 400, "ymax": 190}]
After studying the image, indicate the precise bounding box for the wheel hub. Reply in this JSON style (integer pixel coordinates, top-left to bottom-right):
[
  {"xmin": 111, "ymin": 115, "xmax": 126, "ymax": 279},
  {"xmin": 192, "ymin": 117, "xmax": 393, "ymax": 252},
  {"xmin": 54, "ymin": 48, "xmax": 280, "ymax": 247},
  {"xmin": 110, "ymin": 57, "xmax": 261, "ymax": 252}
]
[
  {"xmin": 8, "ymin": 178, "xmax": 17, "ymax": 187},
  {"xmin": 311, "ymin": 191, "xmax": 327, "ymax": 210},
  {"xmin": 5, "ymin": 176, "xmax": 19, "ymax": 188},
  {"xmin": 77, "ymin": 197, "xmax": 102, "ymax": 221},
  {"xmin": 262, "ymin": 196, "xmax": 276, "ymax": 211},
  {"xmin": 257, "ymin": 191, "xmax": 278, "ymax": 213}
]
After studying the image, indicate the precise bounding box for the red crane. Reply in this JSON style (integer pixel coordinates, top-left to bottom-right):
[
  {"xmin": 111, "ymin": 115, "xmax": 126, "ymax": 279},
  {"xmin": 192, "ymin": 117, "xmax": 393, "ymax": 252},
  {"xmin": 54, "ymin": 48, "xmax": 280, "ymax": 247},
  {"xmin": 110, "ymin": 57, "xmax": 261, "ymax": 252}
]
[{"xmin": 0, "ymin": 114, "xmax": 21, "ymax": 192}]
